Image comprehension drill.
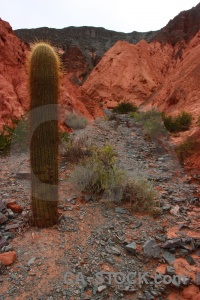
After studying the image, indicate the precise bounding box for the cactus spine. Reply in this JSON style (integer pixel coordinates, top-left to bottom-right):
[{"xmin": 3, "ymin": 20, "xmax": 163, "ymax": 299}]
[{"xmin": 29, "ymin": 42, "xmax": 60, "ymax": 227}]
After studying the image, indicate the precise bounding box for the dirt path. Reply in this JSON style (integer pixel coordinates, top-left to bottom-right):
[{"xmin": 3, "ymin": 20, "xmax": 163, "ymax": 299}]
[{"xmin": 0, "ymin": 112, "xmax": 199, "ymax": 300}]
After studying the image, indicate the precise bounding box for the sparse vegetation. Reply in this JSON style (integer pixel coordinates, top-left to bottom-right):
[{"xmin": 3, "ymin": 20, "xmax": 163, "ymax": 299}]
[
  {"xmin": 113, "ymin": 101, "xmax": 137, "ymax": 114},
  {"xmin": 0, "ymin": 123, "xmax": 14, "ymax": 152},
  {"xmin": 162, "ymin": 111, "xmax": 192, "ymax": 132},
  {"xmin": 62, "ymin": 136, "xmax": 92, "ymax": 163},
  {"xmin": 0, "ymin": 116, "xmax": 29, "ymax": 153},
  {"xmin": 69, "ymin": 144, "xmax": 125, "ymax": 200},
  {"xmin": 69, "ymin": 143, "xmax": 160, "ymax": 211},
  {"xmin": 175, "ymin": 137, "xmax": 200, "ymax": 164},
  {"xmin": 131, "ymin": 110, "xmax": 193, "ymax": 133},
  {"xmin": 65, "ymin": 112, "xmax": 88, "ymax": 129},
  {"xmin": 130, "ymin": 109, "xmax": 166, "ymax": 137},
  {"xmin": 122, "ymin": 177, "xmax": 159, "ymax": 213}
]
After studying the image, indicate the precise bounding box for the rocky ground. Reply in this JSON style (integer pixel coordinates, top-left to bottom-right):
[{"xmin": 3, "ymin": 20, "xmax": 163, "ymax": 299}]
[{"xmin": 0, "ymin": 112, "xmax": 200, "ymax": 300}]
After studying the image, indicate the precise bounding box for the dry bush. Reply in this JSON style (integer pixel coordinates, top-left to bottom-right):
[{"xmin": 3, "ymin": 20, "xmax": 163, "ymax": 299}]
[
  {"xmin": 65, "ymin": 112, "xmax": 87, "ymax": 129},
  {"xmin": 62, "ymin": 136, "xmax": 91, "ymax": 163},
  {"xmin": 122, "ymin": 177, "xmax": 160, "ymax": 213}
]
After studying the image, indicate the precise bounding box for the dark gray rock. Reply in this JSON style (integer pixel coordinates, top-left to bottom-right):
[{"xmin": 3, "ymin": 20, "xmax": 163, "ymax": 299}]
[
  {"xmin": 125, "ymin": 242, "xmax": 137, "ymax": 254},
  {"xmin": 166, "ymin": 266, "xmax": 176, "ymax": 276},
  {"xmin": 143, "ymin": 239, "xmax": 161, "ymax": 258},
  {"xmin": 195, "ymin": 273, "xmax": 200, "ymax": 286},
  {"xmin": 5, "ymin": 223, "xmax": 20, "ymax": 231},
  {"xmin": 162, "ymin": 238, "xmax": 182, "ymax": 249},
  {"xmin": 185, "ymin": 255, "xmax": 196, "ymax": 266},
  {"xmin": 0, "ymin": 212, "xmax": 8, "ymax": 225},
  {"xmin": 0, "ymin": 200, "xmax": 6, "ymax": 213},
  {"xmin": 163, "ymin": 251, "xmax": 175, "ymax": 264},
  {"xmin": 0, "ymin": 237, "xmax": 9, "ymax": 249},
  {"xmin": 0, "ymin": 261, "xmax": 6, "ymax": 275},
  {"xmin": 115, "ymin": 207, "xmax": 127, "ymax": 214}
]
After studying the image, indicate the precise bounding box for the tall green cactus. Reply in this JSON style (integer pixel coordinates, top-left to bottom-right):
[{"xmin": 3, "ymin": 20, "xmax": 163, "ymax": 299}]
[{"xmin": 29, "ymin": 42, "xmax": 60, "ymax": 227}]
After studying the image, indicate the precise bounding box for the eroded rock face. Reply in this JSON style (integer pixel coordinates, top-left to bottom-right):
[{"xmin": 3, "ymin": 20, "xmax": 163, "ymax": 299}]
[
  {"xmin": 0, "ymin": 18, "xmax": 103, "ymax": 130},
  {"xmin": 81, "ymin": 40, "xmax": 175, "ymax": 108},
  {"xmin": 148, "ymin": 31, "xmax": 200, "ymax": 118},
  {"xmin": 0, "ymin": 18, "xmax": 28, "ymax": 129}
]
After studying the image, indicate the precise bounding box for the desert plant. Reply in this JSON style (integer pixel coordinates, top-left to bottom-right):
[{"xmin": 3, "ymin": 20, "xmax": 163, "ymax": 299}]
[
  {"xmin": 69, "ymin": 144, "xmax": 126, "ymax": 200},
  {"xmin": 175, "ymin": 137, "xmax": 200, "ymax": 164},
  {"xmin": 29, "ymin": 42, "xmax": 60, "ymax": 227},
  {"xmin": 162, "ymin": 111, "xmax": 192, "ymax": 132},
  {"xmin": 0, "ymin": 123, "xmax": 14, "ymax": 152},
  {"xmin": 62, "ymin": 136, "xmax": 91, "ymax": 163},
  {"xmin": 12, "ymin": 115, "xmax": 29, "ymax": 151},
  {"xmin": 113, "ymin": 101, "xmax": 137, "ymax": 114},
  {"xmin": 122, "ymin": 177, "xmax": 159, "ymax": 213},
  {"xmin": 65, "ymin": 112, "xmax": 87, "ymax": 129},
  {"xmin": 59, "ymin": 131, "xmax": 69, "ymax": 143},
  {"xmin": 131, "ymin": 109, "xmax": 167, "ymax": 140}
]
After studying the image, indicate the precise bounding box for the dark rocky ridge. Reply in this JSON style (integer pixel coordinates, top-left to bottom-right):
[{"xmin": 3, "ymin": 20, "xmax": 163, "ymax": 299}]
[
  {"xmin": 14, "ymin": 26, "xmax": 158, "ymax": 85},
  {"xmin": 14, "ymin": 2, "xmax": 200, "ymax": 85},
  {"xmin": 153, "ymin": 2, "xmax": 200, "ymax": 45}
]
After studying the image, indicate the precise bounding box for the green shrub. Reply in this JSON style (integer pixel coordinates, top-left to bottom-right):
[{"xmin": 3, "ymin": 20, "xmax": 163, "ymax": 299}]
[
  {"xmin": 12, "ymin": 116, "xmax": 29, "ymax": 151},
  {"xmin": 113, "ymin": 101, "xmax": 137, "ymax": 114},
  {"xmin": 69, "ymin": 144, "xmax": 126, "ymax": 200},
  {"xmin": 0, "ymin": 116, "xmax": 30, "ymax": 153},
  {"xmin": 130, "ymin": 109, "xmax": 167, "ymax": 137},
  {"xmin": 59, "ymin": 131, "xmax": 69, "ymax": 143},
  {"xmin": 69, "ymin": 143, "xmax": 160, "ymax": 211},
  {"xmin": 175, "ymin": 137, "xmax": 200, "ymax": 164},
  {"xmin": 0, "ymin": 124, "xmax": 14, "ymax": 152},
  {"xmin": 162, "ymin": 111, "xmax": 192, "ymax": 132},
  {"xmin": 63, "ymin": 136, "xmax": 92, "ymax": 163},
  {"xmin": 65, "ymin": 113, "xmax": 87, "ymax": 129},
  {"xmin": 122, "ymin": 177, "xmax": 159, "ymax": 213}
]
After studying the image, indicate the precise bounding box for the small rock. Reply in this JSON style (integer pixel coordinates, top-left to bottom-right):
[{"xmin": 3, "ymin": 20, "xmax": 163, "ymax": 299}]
[
  {"xmin": 170, "ymin": 205, "xmax": 180, "ymax": 216},
  {"xmin": 0, "ymin": 261, "xmax": 6, "ymax": 274},
  {"xmin": 194, "ymin": 273, "xmax": 200, "ymax": 286},
  {"xmin": 166, "ymin": 266, "xmax": 176, "ymax": 276},
  {"xmin": 0, "ymin": 251, "xmax": 16, "ymax": 265},
  {"xmin": 162, "ymin": 204, "xmax": 171, "ymax": 211},
  {"xmin": 0, "ymin": 237, "xmax": 9, "ymax": 249},
  {"xmin": 2, "ymin": 244, "xmax": 13, "ymax": 252},
  {"xmin": 27, "ymin": 257, "xmax": 36, "ymax": 267},
  {"xmin": 0, "ymin": 212, "xmax": 8, "ymax": 225},
  {"xmin": 185, "ymin": 255, "xmax": 196, "ymax": 266},
  {"xmin": 179, "ymin": 249, "xmax": 189, "ymax": 257},
  {"xmin": 111, "ymin": 246, "xmax": 121, "ymax": 256},
  {"xmin": 97, "ymin": 285, "xmax": 107, "ymax": 292},
  {"xmin": 5, "ymin": 223, "xmax": 20, "ymax": 231},
  {"xmin": 162, "ymin": 238, "xmax": 182, "ymax": 249},
  {"xmin": 0, "ymin": 200, "xmax": 6, "ymax": 213},
  {"xmin": 125, "ymin": 242, "xmax": 137, "ymax": 254},
  {"xmin": 115, "ymin": 207, "xmax": 127, "ymax": 214},
  {"xmin": 143, "ymin": 239, "xmax": 161, "ymax": 258},
  {"xmin": 163, "ymin": 251, "xmax": 175, "ymax": 264},
  {"xmin": 7, "ymin": 203, "xmax": 23, "ymax": 213},
  {"xmin": 131, "ymin": 220, "xmax": 142, "ymax": 228}
]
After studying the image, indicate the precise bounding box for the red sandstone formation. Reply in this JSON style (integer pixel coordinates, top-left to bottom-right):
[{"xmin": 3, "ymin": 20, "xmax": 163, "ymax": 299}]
[{"xmin": 0, "ymin": 18, "xmax": 103, "ymax": 130}]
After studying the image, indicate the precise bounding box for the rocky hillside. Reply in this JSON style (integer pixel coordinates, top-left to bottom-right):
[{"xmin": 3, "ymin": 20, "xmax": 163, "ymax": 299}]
[
  {"xmin": 153, "ymin": 2, "xmax": 200, "ymax": 45},
  {"xmin": 14, "ymin": 3, "xmax": 200, "ymax": 85},
  {"xmin": 81, "ymin": 30, "xmax": 200, "ymax": 118},
  {"xmin": 15, "ymin": 26, "xmax": 157, "ymax": 85},
  {"xmin": 0, "ymin": 18, "xmax": 103, "ymax": 130}
]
